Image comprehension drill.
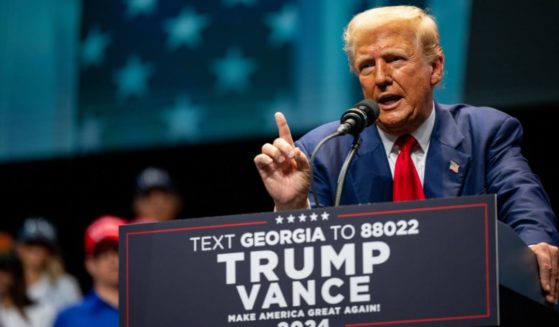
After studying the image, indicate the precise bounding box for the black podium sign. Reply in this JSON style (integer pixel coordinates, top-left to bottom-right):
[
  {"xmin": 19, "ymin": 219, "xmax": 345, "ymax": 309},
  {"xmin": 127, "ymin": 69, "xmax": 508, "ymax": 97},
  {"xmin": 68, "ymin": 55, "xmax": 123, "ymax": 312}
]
[{"xmin": 120, "ymin": 195, "xmax": 498, "ymax": 327}]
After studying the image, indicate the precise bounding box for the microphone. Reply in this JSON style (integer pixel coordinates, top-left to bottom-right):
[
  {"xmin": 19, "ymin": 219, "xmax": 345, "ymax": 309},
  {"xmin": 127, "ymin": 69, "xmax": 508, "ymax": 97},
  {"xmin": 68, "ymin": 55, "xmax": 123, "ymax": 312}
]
[
  {"xmin": 336, "ymin": 99, "xmax": 380, "ymax": 136},
  {"xmin": 309, "ymin": 99, "xmax": 380, "ymax": 207}
]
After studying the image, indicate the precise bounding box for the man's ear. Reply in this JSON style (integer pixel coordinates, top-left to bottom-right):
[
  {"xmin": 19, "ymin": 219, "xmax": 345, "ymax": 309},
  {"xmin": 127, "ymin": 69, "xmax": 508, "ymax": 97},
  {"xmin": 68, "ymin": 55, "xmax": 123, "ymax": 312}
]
[{"xmin": 430, "ymin": 54, "xmax": 444, "ymax": 86}]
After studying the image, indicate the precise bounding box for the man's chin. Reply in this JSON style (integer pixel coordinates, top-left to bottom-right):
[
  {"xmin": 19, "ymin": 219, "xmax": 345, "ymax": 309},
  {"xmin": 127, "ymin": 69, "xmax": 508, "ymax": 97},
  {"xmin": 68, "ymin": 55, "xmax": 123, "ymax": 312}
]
[{"xmin": 377, "ymin": 119, "xmax": 411, "ymax": 136}]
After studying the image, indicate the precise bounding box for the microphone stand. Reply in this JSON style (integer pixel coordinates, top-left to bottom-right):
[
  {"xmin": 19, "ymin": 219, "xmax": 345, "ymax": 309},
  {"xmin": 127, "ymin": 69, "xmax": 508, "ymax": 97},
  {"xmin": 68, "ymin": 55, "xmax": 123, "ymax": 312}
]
[
  {"xmin": 309, "ymin": 131, "xmax": 340, "ymax": 208},
  {"xmin": 309, "ymin": 98, "xmax": 378, "ymax": 208},
  {"xmin": 335, "ymin": 136, "xmax": 361, "ymax": 207}
]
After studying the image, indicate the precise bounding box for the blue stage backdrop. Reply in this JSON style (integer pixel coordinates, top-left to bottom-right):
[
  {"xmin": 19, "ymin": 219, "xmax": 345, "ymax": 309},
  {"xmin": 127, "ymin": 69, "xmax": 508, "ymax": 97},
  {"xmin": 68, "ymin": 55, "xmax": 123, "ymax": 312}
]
[{"xmin": 0, "ymin": 0, "xmax": 557, "ymax": 162}]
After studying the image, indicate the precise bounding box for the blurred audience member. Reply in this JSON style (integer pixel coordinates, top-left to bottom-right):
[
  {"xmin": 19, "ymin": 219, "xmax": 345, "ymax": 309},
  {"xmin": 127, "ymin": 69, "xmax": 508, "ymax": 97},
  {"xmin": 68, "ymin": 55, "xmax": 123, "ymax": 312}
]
[
  {"xmin": 132, "ymin": 167, "xmax": 182, "ymax": 223},
  {"xmin": 0, "ymin": 232, "xmax": 13, "ymax": 254},
  {"xmin": 0, "ymin": 252, "xmax": 55, "ymax": 327},
  {"xmin": 16, "ymin": 217, "xmax": 81, "ymax": 312},
  {"xmin": 54, "ymin": 216, "xmax": 126, "ymax": 327}
]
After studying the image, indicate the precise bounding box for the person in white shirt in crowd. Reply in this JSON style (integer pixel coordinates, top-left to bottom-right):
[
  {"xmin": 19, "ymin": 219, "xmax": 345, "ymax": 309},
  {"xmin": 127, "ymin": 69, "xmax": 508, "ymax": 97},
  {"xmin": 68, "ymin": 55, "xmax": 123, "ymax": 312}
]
[
  {"xmin": 15, "ymin": 218, "xmax": 81, "ymax": 313},
  {"xmin": 0, "ymin": 251, "xmax": 55, "ymax": 327}
]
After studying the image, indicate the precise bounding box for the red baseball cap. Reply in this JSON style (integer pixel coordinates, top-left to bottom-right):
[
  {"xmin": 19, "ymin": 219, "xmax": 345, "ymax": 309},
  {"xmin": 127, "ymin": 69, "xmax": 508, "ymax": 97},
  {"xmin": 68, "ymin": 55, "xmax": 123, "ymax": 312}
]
[{"xmin": 84, "ymin": 216, "xmax": 127, "ymax": 255}]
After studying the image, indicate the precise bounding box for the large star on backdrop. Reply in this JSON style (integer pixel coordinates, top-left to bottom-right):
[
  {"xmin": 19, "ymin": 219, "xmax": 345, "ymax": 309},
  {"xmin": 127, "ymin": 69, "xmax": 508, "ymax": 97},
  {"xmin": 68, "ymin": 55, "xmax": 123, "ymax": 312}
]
[
  {"xmin": 81, "ymin": 26, "xmax": 111, "ymax": 68},
  {"xmin": 113, "ymin": 55, "xmax": 153, "ymax": 100},
  {"xmin": 211, "ymin": 47, "xmax": 257, "ymax": 93},
  {"xmin": 125, "ymin": 0, "xmax": 158, "ymax": 18},
  {"xmin": 164, "ymin": 8, "xmax": 210, "ymax": 49},
  {"xmin": 265, "ymin": 3, "xmax": 297, "ymax": 47},
  {"xmin": 162, "ymin": 95, "xmax": 204, "ymax": 142}
]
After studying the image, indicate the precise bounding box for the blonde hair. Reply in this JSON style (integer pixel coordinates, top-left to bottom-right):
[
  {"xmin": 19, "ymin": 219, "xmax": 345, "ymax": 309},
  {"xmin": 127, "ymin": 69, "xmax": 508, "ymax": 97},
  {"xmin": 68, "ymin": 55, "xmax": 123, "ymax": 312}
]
[
  {"xmin": 343, "ymin": 6, "xmax": 443, "ymax": 73},
  {"xmin": 46, "ymin": 255, "xmax": 66, "ymax": 284}
]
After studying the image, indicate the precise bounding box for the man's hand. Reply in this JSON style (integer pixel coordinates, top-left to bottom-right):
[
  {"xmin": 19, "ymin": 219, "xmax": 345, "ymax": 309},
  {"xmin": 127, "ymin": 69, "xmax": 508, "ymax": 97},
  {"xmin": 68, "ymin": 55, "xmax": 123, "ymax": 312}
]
[
  {"xmin": 254, "ymin": 113, "xmax": 311, "ymax": 211},
  {"xmin": 529, "ymin": 242, "xmax": 559, "ymax": 304}
]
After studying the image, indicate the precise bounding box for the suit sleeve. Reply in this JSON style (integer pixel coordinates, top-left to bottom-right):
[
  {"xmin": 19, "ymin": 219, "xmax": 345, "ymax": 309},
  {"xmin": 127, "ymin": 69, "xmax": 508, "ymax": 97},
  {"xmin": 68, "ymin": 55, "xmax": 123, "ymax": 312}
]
[{"xmin": 486, "ymin": 116, "xmax": 559, "ymax": 246}]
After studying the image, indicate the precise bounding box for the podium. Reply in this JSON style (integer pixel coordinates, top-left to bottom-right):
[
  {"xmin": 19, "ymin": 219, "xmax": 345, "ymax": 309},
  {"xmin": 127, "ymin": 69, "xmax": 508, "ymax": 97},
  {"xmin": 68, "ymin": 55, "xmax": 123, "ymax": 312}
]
[
  {"xmin": 497, "ymin": 221, "xmax": 559, "ymax": 324},
  {"xmin": 120, "ymin": 195, "xmax": 559, "ymax": 326}
]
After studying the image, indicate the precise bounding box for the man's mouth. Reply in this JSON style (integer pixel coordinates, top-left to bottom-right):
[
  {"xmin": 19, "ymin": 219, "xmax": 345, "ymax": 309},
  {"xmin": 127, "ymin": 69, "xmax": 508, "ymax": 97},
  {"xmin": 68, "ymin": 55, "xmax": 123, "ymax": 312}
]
[{"xmin": 377, "ymin": 94, "xmax": 403, "ymax": 109}]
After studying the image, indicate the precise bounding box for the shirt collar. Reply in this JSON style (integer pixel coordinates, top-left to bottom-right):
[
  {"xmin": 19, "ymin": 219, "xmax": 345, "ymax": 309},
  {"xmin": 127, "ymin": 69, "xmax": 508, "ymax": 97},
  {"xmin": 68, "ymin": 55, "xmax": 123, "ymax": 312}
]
[{"xmin": 377, "ymin": 102, "xmax": 436, "ymax": 155}]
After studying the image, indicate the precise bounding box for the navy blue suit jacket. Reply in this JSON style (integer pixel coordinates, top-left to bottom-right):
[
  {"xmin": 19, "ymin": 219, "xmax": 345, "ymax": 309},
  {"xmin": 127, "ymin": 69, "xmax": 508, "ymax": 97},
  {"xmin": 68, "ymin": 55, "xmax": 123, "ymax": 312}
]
[{"xmin": 296, "ymin": 103, "xmax": 559, "ymax": 246}]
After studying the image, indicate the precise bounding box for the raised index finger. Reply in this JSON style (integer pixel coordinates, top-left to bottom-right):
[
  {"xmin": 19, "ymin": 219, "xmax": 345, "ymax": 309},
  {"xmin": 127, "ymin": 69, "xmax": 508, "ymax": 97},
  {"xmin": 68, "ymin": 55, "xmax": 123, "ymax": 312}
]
[{"xmin": 275, "ymin": 112, "xmax": 294, "ymax": 146}]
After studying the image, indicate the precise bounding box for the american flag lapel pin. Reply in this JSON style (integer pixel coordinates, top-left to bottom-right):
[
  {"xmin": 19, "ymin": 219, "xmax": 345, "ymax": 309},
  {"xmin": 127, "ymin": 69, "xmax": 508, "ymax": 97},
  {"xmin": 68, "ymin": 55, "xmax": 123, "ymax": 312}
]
[{"xmin": 449, "ymin": 160, "xmax": 460, "ymax": 174}]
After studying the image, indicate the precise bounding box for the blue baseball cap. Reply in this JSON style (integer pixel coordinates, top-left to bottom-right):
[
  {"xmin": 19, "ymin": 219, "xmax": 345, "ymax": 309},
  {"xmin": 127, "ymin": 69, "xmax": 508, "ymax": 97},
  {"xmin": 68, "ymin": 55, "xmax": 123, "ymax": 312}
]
[
  {"xmin": 18, "ymin": 217, "xmax": 58, "ymax": 250},
  {"xmin": 136, "ymin": 167, "xmax": 176, "ymax": 194}
]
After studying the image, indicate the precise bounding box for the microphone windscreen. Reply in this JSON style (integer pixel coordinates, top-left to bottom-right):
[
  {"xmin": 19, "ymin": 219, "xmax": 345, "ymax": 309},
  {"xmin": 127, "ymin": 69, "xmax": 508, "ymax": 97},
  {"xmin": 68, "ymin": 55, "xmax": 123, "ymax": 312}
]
[{"xmin": 355, "ymin": 99, "xmax": 380, "ymax": 127}]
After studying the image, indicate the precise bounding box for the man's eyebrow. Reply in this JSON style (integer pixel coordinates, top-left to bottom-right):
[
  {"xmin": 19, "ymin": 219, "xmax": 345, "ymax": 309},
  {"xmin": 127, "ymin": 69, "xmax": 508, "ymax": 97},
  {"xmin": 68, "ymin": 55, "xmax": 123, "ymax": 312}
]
[{"xmin": 381, "ymin": 48, "xmax": 409, "ymax": 56}]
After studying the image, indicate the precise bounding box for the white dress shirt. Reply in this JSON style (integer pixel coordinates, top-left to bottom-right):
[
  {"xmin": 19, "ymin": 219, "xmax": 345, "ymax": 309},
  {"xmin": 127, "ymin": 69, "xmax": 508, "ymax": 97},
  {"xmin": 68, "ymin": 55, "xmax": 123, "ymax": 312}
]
[{"xmin": 377, "ymin": 105, "xmax": 436, "ymax": 186}]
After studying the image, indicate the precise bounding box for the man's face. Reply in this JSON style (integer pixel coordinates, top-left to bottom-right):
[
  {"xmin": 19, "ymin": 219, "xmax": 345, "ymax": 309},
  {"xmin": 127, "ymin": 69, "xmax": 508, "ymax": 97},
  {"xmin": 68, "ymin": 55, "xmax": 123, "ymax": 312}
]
[
  {"xmin": 86, "ymin": 247, "xmax": 119, "ymax": 289},
  {"xmin": 353, "ymin": 22, "xmax": 443, "ymax": 135},
  {"xmin": 135, "ymin": 190, "xmax": 182, "ymax": 221}
]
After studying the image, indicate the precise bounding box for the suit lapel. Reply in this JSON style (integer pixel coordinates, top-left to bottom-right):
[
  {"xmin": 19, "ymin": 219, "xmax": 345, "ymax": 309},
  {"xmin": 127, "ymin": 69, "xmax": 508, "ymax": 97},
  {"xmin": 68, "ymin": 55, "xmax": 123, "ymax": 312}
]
[
  {"xmin": 347, "ymin": 126, "xmax": 393, "ymax": 204},
  {"xmin": 424, "ymin": 104, "xmax": 471, "ymax": 198},
  {"xmin": 345, "ymin": 104, "xmax": 471, "ymax": 203}
]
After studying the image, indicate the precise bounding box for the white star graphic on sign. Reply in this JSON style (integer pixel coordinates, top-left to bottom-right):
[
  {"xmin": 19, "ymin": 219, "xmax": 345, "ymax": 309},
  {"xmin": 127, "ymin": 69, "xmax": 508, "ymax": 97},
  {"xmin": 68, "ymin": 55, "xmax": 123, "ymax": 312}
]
[
  {"xmin": 211, "ymin": 47, "xmax": 257, "ymax": 93},
  {"xmin": 298, "ymin": 214, "xmax": 307, "ymax": 222},
  {"xmin": 223, "ymin": 0, "xmax": 257, "ymax": 7},
  {"xmin": 164, "ymin": 8, "xmax": 210, "ymax": 49},
  {"xmin": 79, "ymin": 117, "xmax": 103, "ymax": 151},
  {"xmin": 275, "ymin": 215, "xmax": 284, "ymax": 224},
  {"xmin": 287, "ymin": 215, "xmax": 295, "ymax": 223},
  {"xmin": 265, "ymin": 3, "xmax": 297, "ymax": 47},
  {"xmin": 321, "ymin": 212, "xmax": 330, "ymax": 221},
  {"xmin": 125, "ymin": 0, "xmax": 157, "ymax": 18},
  {"xmin": 113, "ymin": 55, "xmax": 153, "ymax": 100},
  {"xmin": 162, "ymin": 95, "xmax": 203, "ymax": 142},
  {"xmin": 81, "ymin": 26, "xmax": 111, "ymax": 68},
  {"xmin": 309, "ymin": 213, "xmax": 318, "ymax": 221}
]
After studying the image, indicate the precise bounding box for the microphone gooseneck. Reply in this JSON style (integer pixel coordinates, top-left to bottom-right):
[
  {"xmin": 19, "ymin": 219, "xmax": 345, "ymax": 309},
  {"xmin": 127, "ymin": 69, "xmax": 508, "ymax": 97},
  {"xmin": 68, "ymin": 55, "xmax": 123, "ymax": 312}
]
[
  {"xmin": 309, "ymin": 99, "xmax": 379, "ymax": 208},
  {"xmin": 335, "ymin": 137, "xmax": 362, "ymax": 207}
]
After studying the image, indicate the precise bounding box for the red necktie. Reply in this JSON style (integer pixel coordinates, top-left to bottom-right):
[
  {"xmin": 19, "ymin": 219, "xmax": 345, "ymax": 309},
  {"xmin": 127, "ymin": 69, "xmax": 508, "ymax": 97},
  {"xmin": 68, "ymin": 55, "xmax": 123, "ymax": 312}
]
[{"xmin": 393, "ymin": 135, "xmax": 425, "ymax": 201}]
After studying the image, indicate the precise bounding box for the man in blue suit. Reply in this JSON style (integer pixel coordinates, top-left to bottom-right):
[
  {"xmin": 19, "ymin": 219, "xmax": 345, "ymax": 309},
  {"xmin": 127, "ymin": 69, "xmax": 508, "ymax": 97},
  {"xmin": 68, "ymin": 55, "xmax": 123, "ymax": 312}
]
[{"xmin": 254, "ymin": 6, "xmax": 559, "ymax": 304}]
